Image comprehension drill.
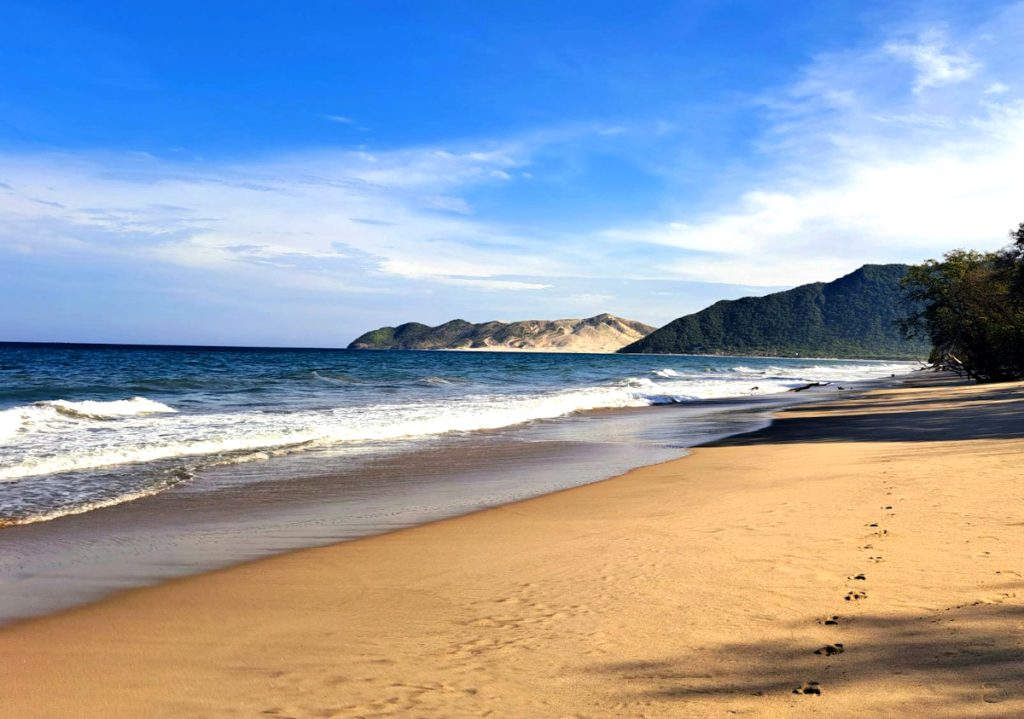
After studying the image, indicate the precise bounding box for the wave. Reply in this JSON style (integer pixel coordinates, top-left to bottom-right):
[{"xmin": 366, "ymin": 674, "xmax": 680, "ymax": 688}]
[
  {"xmin": 730, "ymin": 362, "xmax": 913, "ymax": 382},
  {"xmin": 0, "ymin": 396, "xmax": 176, "ymax": 441},
  {"xmin": 44, "ymin": 397, "xmax": 177, "ymax": 419},
  {"xmin": 0, "ymin": 409, "xmax": 21, "ymax": 441},
  {"xmin": 418, "ymin": 375, "xmax": 454, "ymax": 386},
  {"xmin": 0, "ymin": 377, "xmax": 759, "ymax": 482},
  {"xmin": 307, "ymin": 371, "xmax": 361, "ymax": 385},
  {"xmin": 0, "ymin": 472, "xmax": 190, "ymax": 528},
  {"xmin": 0, "ymin": 360, "xmax": 916, "ymax": 484},
  {"xmin": 622, "ymin": 377, "xmax": 655, "ymax": 388},
  {"xmin": 652, "ymin": 368, "xmax": 681, "ymax": 378}
]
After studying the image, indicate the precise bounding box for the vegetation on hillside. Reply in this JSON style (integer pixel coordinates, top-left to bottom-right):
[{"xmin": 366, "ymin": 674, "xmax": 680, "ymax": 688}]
[
  {"xmin": 900, "ymin": 225, "xmax": 1024, "ymax": 383},
  {"xmin": 348, "ymin": 314, "xmax": 655, "ymax": 352},
  {"xmin": 619, "ymin": 264, "xmax": 929, "ymax": 359}
]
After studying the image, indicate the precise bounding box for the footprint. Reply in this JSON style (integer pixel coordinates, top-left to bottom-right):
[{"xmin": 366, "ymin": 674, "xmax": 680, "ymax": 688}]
[
  {"xmin": 869, "ymin": 556, "xmax": 885, "ymax": 563},
  {"xmin": 793, "ymin": 681, "xmax": 822, "ymax": 696},
  {"xmin": 814, "ymin": 644, "xmax": 845, "ymax": 656},
  {"xmin": 866, "ymin": 523, "xmax": 879, "ymax": 528},
  {"xmin": 848, "ymin": 574, "xmax": 867, "ymax": 581},
  {"xmin": 817, "ymin": 615, "xmax": 840, "ymax": 626},
  {"xmin": 845, "ymin": 591, "xmax": 867, "ymax": 601},
  {"xmin": 860, "ymin": 544, "xmax": 874, "ymax": 550},
  {"xmin": 983, "ymin": 683, "xmax": 1008, "ymax": 704}
]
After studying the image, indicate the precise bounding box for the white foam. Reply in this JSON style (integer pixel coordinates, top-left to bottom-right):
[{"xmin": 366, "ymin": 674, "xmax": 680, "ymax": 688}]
[
  {"xmin": 44, "ymin": 397, "xmax": 177, "ymax": 418},
  {"xmin": 0, "ymin": 409, "xmax": 22, "ymax": 441},
  {"xmin": 0, "ymin": 478, "xmax": 184, "ymax": 527},
  {"xmin": 731, "ymin": 362, "xmax": 914, "ymax": 382},
  {"xmin": 0, "ymin": 397, "xmax": 177, "ymax": 444},
  {"xmin": 0, "ymin": 361, "xmax": 915, "ymax": 483},
  {"xmin": 0, "ymin": 387, "xmax": 664, "ymax": 481}
]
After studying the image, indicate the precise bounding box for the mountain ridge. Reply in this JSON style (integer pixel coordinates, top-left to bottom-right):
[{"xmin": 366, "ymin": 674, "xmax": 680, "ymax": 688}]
[
  {"xmin": 619, "ymin": 264, "xmax": 929, "ymax": 359},
  {"xmin": 348, "ymin": 313, "xmax": 656, "ymax": 353}
]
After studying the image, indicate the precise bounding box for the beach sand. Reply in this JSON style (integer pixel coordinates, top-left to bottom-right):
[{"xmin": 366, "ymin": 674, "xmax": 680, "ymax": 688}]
[{"xmin": 3, "ymin": 375, "xmax": 1024, "ymax": 718}]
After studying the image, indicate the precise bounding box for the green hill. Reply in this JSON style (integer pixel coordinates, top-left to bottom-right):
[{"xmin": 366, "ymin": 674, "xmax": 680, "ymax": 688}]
[{"xmin": 619, "ymin": 264, "xmax": 929, "ymax": 359}]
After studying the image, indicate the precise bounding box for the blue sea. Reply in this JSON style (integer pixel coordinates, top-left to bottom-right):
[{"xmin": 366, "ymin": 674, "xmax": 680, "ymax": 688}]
[{"xmin": 0, "ymin": 343, "xmax": 914, "ymax": 529}]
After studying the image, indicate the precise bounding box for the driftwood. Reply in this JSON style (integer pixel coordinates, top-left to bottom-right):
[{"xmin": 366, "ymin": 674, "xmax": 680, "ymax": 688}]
[
  {"xmin": 788, "ymin": 382, "xmax": 829, "ymax": 392},
  {"xmin": 931, "ymin": 352, "xmax": 972, "ymax": 379}
]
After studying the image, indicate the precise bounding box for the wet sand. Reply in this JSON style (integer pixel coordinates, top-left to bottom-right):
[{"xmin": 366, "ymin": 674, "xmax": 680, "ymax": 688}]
[
  {"xmin": 0, "ymin": 393, "xmax": 799, "ymax": 624},
  {"xmin": 3, "ymin": 375, "xmax": 1024, "ymax": 717}
]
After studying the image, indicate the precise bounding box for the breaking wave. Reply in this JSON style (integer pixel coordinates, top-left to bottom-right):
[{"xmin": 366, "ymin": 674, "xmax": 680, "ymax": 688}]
[
  {"xmin": 0, "ymin": 397, "xmax": 176, "ymax": 441},
  {"xmin": 0, "ymin": 350, "xmax": 917, "ymax": 525}
]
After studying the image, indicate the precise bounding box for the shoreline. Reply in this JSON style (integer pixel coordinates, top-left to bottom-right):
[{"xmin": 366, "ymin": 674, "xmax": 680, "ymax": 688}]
[
  {"xmin": 0, "ymin": 373, "xmax": 894, "ymax": 626},
  {"xmin": 5, "ymin": 373, "xmax": 1022, "ymax": 717}
]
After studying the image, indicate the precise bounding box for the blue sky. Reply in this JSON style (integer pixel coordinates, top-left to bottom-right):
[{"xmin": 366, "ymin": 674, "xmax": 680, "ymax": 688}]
[{"xmin": 2, "ymin": 0, "xmax": 1023, "ymax": 346}]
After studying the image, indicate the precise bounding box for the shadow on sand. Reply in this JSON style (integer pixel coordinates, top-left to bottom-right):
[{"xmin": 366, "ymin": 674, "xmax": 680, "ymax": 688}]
[
  {"xmin": 591, "ymin": 600, "xmax": 1024, "ymax": 715},
  {"xmin": 706, "ymin": 380, "xmax": 1024, "ymax": 445}
]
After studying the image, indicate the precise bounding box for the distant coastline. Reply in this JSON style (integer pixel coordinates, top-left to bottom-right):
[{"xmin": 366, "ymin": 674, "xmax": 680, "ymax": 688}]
[
  {"xmin": 364, "ymin": 346, "xmax": 927, "ymax": 362},
  {"xmin": 348, "ymin": 313, "xmax": 654, "ymax": 353},
  {"xmin": 2, "ymin": 340, "xmax": 926, "ymax": 363}
]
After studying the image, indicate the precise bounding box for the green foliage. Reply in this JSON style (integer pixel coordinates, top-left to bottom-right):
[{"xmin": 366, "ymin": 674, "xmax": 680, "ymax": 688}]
[
  {"xmin": 900, "ymin": 228, "xmax": 1024, "ymax": 383},
  {"xmin": 349, "ymin": 320, "xmax": 476, "ymax": 349},
  {"xmin": 620, "ymin": 264, "xmax": 929, "ymax": 359}
]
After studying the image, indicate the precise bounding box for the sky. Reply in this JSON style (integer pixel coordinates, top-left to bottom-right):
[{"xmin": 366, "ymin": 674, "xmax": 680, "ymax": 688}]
[{"xmin": 2, "ymin": 0, "xmax": 1023, "ymax": 347}]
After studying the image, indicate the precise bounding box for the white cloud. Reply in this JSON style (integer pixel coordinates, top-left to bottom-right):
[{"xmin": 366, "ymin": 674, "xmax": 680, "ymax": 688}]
[
  {"xmin": 601, "ymin": 10, "xmax": 1024, "ymax": 287},
  {"xmin": 884, "ymin": 27, "xmax": 979, "ymax": 93},
  {"xmin": 0, "ymin": 143, "xmax": 563, "ymax": 297},
  {"xmin": 321, "ymin": 114, "xmax": 355, "ymax": 124},
  {"xmin": 432, "ymin": 277, "xmax": 552, "ymax": 291}
]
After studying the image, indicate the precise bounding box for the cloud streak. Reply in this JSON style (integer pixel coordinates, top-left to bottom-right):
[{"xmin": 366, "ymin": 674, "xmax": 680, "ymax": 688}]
[
  {"xmin": 600, "ymin": 7, "xmax": 1024, "ymax": 286},
  {"xmin": 0, "ymin": 143, "xmax": 554, "ymax": 296},
  {"xmin": 885, "ymin": 27, "xmax": 979, "ymax": 93}
]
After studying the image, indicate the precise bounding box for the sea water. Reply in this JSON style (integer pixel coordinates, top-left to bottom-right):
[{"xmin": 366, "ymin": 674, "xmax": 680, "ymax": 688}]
[{"xmin": 0, "ymin": 343, "xmax": 915, "ymax": 528}]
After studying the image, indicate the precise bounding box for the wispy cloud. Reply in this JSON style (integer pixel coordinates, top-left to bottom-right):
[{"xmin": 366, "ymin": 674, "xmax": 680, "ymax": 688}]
[
  {"xmin": 320, "ymin": 114, "xmax": 356, "ymax": 124},
  {"xmin": 599, "ymin": 7, "xmax": 1024, "ymax": 286},
  {"xmin": 0, "ymin": 140, "xmax": 563, "ymax": 300},
  {"xmin": 885, "ymin": 27, "xmax": 979, "ymax": 93}
]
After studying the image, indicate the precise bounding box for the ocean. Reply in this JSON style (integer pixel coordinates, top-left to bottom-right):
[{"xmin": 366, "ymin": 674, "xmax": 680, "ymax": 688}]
[
  {"xmin": 0, "ymin": 343, "xmax": 914, "ymax": 528},
  {"xmin": 0, "ymin": 343, "xmax": 915, "ymax": 622}
]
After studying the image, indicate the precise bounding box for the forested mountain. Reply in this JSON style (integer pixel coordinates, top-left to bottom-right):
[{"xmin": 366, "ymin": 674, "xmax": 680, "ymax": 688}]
[
  {"xmin": 348, "ymin": 314, "xmax": 655, "ymax": 353},
  {"xmin": 619, "ymin": 265, "xmax": 929, "ymax": 359}
]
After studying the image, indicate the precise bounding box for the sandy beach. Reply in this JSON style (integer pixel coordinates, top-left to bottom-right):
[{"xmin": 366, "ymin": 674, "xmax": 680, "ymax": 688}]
[{"xmin": 3, "ymin": 374, "xmax": 1024, "ymax": 718}]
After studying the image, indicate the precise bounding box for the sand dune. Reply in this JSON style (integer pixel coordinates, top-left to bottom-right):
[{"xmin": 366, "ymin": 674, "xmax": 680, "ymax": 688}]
[{"xmin": 2, "ymin": 375, "xmax": 1024, "ymax": 717}]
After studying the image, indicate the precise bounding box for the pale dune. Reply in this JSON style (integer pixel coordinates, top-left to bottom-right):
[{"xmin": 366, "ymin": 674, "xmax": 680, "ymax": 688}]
[{"xmin": 2, "ymin": 375, "xmax": 1024, "ymax": 718}]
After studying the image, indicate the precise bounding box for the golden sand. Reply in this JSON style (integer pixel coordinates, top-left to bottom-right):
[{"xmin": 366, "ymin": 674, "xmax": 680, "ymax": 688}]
[{"xmin": 3, "ymin": 376, "xmax": 1024, "ymax": 718}]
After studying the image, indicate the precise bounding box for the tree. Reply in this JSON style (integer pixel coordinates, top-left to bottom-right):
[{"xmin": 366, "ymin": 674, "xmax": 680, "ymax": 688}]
[{"xmin": 900, "ymin": 228, "xmax": 1024, "ymax": 383}]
